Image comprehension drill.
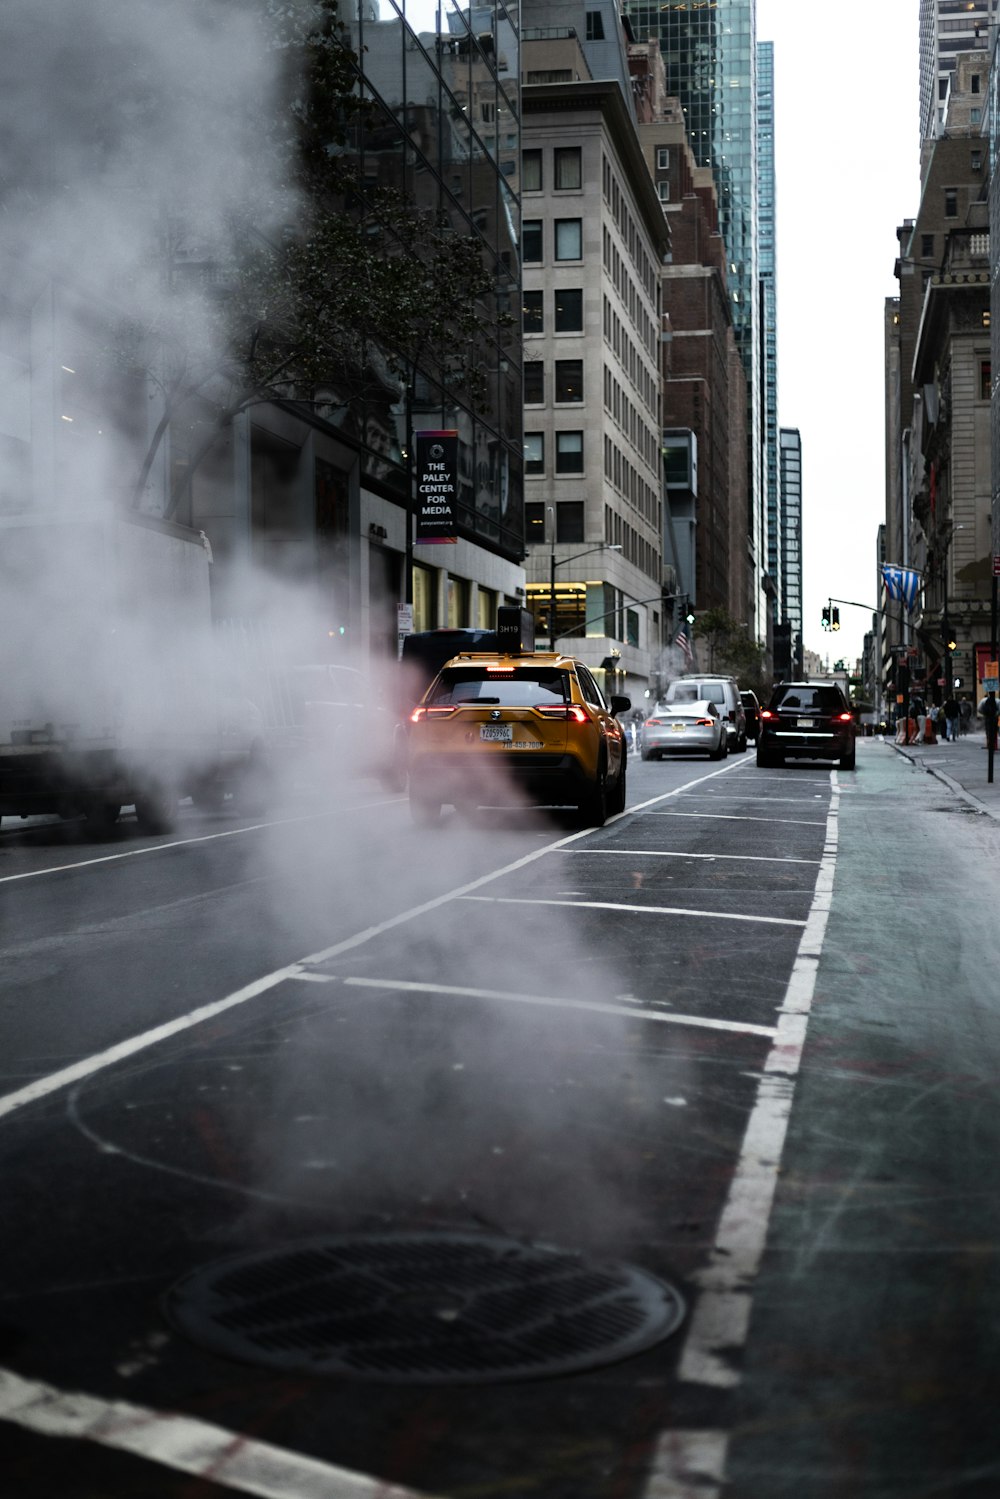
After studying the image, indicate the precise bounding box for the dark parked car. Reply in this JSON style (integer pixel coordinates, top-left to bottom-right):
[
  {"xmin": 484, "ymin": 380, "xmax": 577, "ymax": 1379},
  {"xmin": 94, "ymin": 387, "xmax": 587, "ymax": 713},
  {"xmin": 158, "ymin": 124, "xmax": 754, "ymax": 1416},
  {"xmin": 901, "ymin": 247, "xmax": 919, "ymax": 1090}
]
[
  {"xmin": 740, "ymin": 689, "xmax": 761, "ymax": 742},
  {"xmin": 757, "ymin": 680, "xmax": 857, "ymax": 770}
]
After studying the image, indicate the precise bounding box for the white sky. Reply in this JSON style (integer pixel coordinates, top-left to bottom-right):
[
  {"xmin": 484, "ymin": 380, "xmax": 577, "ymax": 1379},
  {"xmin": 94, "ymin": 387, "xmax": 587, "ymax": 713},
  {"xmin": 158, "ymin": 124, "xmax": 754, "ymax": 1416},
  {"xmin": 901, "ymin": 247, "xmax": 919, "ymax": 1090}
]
[{"xmin": 757, "ymin": 0, "xmax": 921, "ymax": 670}]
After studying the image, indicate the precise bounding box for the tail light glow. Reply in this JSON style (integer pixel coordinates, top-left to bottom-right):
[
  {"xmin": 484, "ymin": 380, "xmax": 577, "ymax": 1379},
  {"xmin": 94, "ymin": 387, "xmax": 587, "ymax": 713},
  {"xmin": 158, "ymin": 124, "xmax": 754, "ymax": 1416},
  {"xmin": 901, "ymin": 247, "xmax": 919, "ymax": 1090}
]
[
  {"xmin": 410, "ymin": 704, "xmax": 458, "ymax": 722},
  {"xmin": 533, "ymin": 704, "xmax": 589, "ymax": 722}
]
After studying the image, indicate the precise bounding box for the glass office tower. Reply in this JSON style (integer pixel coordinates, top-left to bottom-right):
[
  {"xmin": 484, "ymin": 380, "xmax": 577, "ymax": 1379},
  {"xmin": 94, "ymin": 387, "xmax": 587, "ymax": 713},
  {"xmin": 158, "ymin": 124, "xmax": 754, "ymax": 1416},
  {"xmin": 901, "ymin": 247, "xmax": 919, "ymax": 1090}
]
[
  {"xmin": 757, "ymin": 39, "xmax": 779, "ymax": 619},
  {"xmin": 623, "ymin": 0, "xmax": 764, "ymax": 640}
]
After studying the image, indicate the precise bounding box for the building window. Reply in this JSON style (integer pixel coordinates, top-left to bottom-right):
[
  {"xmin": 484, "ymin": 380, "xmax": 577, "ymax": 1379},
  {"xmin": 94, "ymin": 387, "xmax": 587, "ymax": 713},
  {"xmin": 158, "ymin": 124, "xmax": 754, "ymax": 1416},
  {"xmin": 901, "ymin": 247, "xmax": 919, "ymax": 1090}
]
[
  {"xmin": 522, "ymin": 220, "xmax": 542, "ymax": 263},
  {"xmin": 554, "ymin": 147, "xmax": 582, "ymax": 190},
  {"xmin": 556, "ymin": 501, "xmax": 585, "ymax": 542},
  {"xmin": 585, "ymin": 10, "xmax": 605, "ymax": 41},
  {"xmin": 555, "ymin": 359, "xmax": 584, "ymax": 402},
  {"xmin": 656, "ymin": 146, "xmax": 670, "ymax": 170},
  {"xmin": 522, "ymin": 149, "xmax": 542, "ymax": 192},
  {"xmin": 554, "ymin": 288, "xmax": 583, "ymax": 332},
  {"xmin": 921, "ymin": 233, "xmax": 934, "ymax": 258},
  {"xmin": 556, "ymin": 430, "xmax": 584, "ymax": 473},
  {"xmin": 524, "ymin": 501, "xmax": 546, "ymax": 536},
  {"xmin": 971, "ymin": 107, "xmax": 981, "ymax": 124},
  {"xmin": 972, "ymin": 73, "xmax": 981, "ymax": 94},
  {"xmin": 477, "ymin": 586, "xmax": 496, "ymax": 629},
  {"xmin": 626, "ymin": 608, "xmax": 639, "ymax": 647},
  {"xmin": 981, "ymin": 360, "xmax": 992, "ymax": 400},
  {"xmin": 524, "ymin": 360, "xmax": 544, "ymax": 403},
  {"xmin": 656, "ymin": 180, "xmax": 670, "ymax": 203},
  {"xmin": 972, "ymin": 149, "xmax": 983, "ymax": 171},
  {"xmin": 447, "ymin": 574, "xmax": 470, "ymax": 628},
  {"xmin": 523, "ymin": 290, "xmax": 543, "ymax": 333},
  {"xmin": 555, "ymin": 219, "xmax": 582, "ymax": 260},
  {"xmin": 524, "ymin": 433, "xmax": 544, "ymax": 474},
  {"xmin": 945, "ymin": 188, "xmax": 958, "ymax": 217},
  {"xmin": 412, "ymin": 562, "xmax": 435, "ymax": 631}
]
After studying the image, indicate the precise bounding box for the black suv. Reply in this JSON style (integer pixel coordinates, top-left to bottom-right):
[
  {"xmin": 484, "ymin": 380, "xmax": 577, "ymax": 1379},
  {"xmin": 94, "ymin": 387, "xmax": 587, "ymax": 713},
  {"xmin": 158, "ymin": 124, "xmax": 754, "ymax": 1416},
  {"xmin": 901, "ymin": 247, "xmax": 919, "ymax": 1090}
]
[{"xmin": 757, "ymin": 680, "xmax": 856, "ymax": 770}]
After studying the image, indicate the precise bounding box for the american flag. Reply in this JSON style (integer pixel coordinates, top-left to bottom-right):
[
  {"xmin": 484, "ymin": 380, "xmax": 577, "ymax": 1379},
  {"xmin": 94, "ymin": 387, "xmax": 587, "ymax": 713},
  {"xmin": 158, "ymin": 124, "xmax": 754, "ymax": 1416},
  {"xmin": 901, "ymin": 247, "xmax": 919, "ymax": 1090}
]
[{"xmin": 675, "ymin": 625, "xmax": 693, "ymax": 665}]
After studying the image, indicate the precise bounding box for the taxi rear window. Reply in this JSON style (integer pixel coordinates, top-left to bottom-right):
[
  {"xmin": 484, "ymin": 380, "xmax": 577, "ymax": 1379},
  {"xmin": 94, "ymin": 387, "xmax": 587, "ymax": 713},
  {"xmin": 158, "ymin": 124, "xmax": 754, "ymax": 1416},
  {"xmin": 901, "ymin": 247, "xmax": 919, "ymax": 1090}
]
[{"xmin": 430, "ymin": 668, "xmax": 571, "ymax": 707}]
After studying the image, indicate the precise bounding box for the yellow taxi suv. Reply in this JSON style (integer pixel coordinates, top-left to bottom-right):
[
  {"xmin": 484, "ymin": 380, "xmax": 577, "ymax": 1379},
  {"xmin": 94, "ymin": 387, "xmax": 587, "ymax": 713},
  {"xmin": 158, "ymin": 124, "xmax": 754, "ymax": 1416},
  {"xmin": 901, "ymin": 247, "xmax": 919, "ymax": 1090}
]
[{"xmin": 407, "ymin": 650, "xmax": 631, "ymax": 826}]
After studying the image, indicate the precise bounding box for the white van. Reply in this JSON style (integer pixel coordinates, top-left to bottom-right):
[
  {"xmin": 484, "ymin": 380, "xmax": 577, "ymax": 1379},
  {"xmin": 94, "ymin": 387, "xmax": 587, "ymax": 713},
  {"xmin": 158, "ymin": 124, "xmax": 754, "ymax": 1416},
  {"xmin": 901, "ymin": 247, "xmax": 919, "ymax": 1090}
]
[{"xmin": 662, "ymin": 675, "xmax": 748, "ymax": 752}]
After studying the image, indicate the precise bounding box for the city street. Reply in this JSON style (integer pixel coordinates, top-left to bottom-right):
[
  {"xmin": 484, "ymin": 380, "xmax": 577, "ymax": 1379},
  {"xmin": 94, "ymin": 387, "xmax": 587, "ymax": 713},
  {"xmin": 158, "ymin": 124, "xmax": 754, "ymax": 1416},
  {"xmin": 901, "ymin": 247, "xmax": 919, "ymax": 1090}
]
[{"xmin": 2, "ymin": 737, "xmax": 1000, "ymax": 1497}]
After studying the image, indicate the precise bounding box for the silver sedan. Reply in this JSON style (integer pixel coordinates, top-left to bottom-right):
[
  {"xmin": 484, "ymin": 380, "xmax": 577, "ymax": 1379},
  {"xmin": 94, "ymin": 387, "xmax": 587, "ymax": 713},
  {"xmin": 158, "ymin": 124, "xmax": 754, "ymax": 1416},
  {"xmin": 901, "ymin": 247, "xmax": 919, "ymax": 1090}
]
[{"xmin": 639, "ymin": 700, "xmax": 728, "ymax": 761}]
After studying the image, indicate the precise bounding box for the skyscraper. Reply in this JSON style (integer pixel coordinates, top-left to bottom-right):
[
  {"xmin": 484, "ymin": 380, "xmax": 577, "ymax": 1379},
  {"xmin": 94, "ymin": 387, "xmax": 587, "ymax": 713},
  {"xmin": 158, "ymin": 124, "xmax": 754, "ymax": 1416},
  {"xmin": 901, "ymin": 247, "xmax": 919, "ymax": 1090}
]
[
  {"xmin": 920, "ymin": 0, "xmax": 997, "ymax": 171},
  {"xmin": 623, "ymin": 0, "xmax": 764, "ymax": 645},
  {"xmin": 757, "ymin": 40, "xmax": 779, "ymax": 624}
]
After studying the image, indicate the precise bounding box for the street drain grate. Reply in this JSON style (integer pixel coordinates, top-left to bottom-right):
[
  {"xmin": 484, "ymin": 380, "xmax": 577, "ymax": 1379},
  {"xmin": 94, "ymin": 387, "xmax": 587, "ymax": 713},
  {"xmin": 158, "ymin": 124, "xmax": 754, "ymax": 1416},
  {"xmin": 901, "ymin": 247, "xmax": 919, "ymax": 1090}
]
[{"xmin": 163, "ymin": 1231, "xmax": 685, "ymax": 1384}]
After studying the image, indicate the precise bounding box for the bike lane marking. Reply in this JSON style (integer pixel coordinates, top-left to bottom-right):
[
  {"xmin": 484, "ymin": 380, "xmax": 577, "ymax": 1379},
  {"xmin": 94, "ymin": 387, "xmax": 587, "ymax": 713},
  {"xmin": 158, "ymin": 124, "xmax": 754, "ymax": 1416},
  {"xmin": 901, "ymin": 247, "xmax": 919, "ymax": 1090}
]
[{"xmin": 641, "ymin": 773, "xmax": 840, "ymax": 1497}]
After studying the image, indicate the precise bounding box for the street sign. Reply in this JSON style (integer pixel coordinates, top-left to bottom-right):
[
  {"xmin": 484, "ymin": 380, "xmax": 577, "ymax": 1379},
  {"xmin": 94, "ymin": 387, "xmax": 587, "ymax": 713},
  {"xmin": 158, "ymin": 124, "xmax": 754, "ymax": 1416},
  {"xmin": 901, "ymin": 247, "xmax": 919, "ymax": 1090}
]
[{"xmin": 984, "ymin": 659, "xmax": 999, "ymax": 692}]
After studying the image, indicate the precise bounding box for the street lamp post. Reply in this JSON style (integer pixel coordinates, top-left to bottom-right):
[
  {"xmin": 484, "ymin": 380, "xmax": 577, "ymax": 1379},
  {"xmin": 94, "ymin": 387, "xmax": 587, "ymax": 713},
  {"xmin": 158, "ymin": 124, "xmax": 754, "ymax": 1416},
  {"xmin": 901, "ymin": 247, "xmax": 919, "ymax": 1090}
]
[{"xmin": 548, "ymin": 543, "xmax": 621, "ymax": 650}]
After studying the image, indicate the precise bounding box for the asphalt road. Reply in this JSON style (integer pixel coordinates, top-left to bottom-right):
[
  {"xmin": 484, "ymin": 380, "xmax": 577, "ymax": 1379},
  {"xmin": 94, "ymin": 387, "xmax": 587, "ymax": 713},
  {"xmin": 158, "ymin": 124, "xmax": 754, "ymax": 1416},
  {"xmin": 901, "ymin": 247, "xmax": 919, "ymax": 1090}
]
[{"xmin": 1, "ymin": 738, "xmax": 997, "ymax": 1498}]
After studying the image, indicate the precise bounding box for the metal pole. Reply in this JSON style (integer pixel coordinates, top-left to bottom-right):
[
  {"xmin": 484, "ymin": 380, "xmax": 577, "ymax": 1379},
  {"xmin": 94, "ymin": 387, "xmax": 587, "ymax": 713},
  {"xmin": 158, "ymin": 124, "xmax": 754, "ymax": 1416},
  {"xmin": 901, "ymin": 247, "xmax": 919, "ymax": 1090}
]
[
  {"xmin": 549, "ymin": 547, "xmax": 556, "ymax": 651},
  {"xmin": 988, "ymin": 574, "xmax": 997, "ymax": 783},
  {"xmin": 405, "ymin": 378, "xmax": 414, "ymax": 608}
]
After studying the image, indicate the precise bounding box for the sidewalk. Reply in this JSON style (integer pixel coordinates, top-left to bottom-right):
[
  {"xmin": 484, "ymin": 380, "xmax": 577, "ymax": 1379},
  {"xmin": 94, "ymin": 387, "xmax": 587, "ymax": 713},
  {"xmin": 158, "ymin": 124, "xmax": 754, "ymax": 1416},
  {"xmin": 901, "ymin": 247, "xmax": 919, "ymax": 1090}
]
[{"xmin": 888, "ymin": 722, "xmax": 1000, "ymax": 820}]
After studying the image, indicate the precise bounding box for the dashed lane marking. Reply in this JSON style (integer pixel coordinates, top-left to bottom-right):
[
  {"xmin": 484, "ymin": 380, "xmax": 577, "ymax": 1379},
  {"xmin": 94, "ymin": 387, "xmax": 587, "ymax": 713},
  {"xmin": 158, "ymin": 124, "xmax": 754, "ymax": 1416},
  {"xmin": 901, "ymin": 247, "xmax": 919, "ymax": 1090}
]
[
  {"xmin": 565, "ymin": 849, "xmax": 821, "ymax": 865},
  {"xmin": 0, "ymin": 1366, "xmax": 435, "ymax": 1499},
  {"xmin": 461, "ymin": 895, "xmax": 807, "ymax": 928},
  {"xmin": 331, "ymin": 975, "xmax": 778, "ymax": 1039}
]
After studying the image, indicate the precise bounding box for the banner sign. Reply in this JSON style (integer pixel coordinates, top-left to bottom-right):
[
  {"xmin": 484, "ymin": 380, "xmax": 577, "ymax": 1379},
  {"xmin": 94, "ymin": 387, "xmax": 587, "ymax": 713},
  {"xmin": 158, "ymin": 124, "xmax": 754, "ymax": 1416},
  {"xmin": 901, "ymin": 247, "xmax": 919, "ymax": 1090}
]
[{"xmin": 415, "ymin": 430, "xmax": 458, "ymax": 544}]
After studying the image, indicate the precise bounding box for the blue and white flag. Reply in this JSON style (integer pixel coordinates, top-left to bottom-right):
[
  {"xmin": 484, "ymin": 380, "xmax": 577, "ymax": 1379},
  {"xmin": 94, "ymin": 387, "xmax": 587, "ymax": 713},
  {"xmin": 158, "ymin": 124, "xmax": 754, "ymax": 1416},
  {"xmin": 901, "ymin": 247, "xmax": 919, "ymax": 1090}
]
[{"xmin": 881, "ymin": 564, "xmax": 921, "ymax": 611}]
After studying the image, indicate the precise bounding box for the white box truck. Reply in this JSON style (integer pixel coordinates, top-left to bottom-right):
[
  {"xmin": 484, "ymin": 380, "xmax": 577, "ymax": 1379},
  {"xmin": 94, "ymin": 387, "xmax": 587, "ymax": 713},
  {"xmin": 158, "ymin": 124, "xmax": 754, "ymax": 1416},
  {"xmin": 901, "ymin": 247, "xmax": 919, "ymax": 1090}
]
[{"xmin": 0, "ymin": 509, "xmax": 258, "ymax": 834}]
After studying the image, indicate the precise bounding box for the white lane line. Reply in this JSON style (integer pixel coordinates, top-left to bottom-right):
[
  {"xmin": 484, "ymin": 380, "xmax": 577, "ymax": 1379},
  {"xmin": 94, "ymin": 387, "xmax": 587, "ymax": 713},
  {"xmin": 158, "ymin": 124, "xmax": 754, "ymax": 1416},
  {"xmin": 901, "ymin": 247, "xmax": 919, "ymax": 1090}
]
[
  {"xmin": 461, "ymin": 895, "xmax": 806, "ymax": 929},
  {"xmin": 0, "ymin": 968, "xmax": 301, "ymax": 1122},
  {"xmin": 565, "ymin": 849, "xmax": 821, "ymax": 866},
  {"xmin": 0, "ymin": 816, "xmax": 648, "ymax": 1123},
  {"xmin": 674, "ymin": 763, "xmax": 836, "ymax": 1389},
  {"xmin": 643, "ymin": 776, "xmax": 841, "ymax": 1496},
  {"xmin": 0, "ymin": 1366, "xmax": 434, "ymax": 1499},
  {"xmin": 651, "ymin": 811, "xmax": 826, "ymax": 827},
  {"xmin": 339, "ymin": 976, "xmax": 778, "ymax": 1039},
  {"xmin": 643, "ymin": 1430, "xmax": 728, "ymax": 1499},
  {"xmin": 0, "ymin": 800, "xmax": 402, "ymax": 885}
]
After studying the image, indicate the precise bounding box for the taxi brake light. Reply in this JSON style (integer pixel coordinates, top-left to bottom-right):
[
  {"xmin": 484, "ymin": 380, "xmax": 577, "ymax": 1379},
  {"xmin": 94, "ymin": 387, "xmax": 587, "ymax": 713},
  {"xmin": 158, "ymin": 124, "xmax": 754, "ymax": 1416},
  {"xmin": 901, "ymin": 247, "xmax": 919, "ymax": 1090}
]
[
  {"xmin": 410, "ymin": 704, "xmax": 457, "ymax": 722},
  {"xmin": 533, "ymin": 704, "xmax": 589, "ymax": 722}
]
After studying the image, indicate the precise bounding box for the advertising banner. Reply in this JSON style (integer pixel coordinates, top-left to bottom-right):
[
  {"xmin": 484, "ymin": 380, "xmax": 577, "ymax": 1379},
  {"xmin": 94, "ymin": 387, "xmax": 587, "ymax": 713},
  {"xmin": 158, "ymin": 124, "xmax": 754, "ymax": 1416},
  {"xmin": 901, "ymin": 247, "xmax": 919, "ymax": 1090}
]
[{"xmin": 415, "ymin": 430, "xmax": 458, "ymax": 544}]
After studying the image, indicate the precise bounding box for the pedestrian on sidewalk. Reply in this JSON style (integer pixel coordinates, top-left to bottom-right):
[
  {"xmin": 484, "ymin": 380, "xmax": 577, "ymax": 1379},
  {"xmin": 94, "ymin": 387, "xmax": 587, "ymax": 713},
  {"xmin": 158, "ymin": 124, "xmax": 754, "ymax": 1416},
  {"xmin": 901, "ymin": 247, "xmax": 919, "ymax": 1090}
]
[
  {"xmin": 910, "ymin": 694, "xmax": 926, "ymax": 745},
  {"xmin": 927, "ymin": 702, "xmax": 940, "ymax": 743},
  {"xmin": 959, "ymin": 695, "xmax": 972, "ymax": 735},
  {"xmin": 944, "ymin": 694, "xmax": 959, "ymax": 742}
]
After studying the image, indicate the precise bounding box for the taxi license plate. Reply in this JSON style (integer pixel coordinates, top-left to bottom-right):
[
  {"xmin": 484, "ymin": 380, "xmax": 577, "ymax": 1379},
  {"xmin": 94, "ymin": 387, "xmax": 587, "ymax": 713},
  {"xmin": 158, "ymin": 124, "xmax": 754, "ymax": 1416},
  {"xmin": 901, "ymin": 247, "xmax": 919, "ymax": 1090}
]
[{"xmin": 480, "ymin": 724, "xmax": 512, "ymax": 742}]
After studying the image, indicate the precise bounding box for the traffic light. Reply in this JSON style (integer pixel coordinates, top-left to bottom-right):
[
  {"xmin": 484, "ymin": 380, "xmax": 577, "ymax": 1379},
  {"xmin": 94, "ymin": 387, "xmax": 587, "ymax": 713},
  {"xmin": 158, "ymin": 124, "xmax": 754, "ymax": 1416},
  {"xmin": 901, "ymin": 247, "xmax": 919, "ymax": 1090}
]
[
  {"xmin": 685, "ymin": 608, "xmax": 696, "ymax": 625},
  {"xmin": 821, "ymin": 605, "xmax": 831, "ymax": 630},
  {"xmin": 831, "ymin": 607, "xmax": 840, "ymax": 631}
]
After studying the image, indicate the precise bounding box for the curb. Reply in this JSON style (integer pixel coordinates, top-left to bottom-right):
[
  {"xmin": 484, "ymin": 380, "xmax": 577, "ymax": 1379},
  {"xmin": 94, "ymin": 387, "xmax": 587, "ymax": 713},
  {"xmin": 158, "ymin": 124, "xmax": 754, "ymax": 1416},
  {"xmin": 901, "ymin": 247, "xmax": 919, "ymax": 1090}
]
[{"xmin": 890, "ymin": 738, "xmax": 1000, "ymax": 822}]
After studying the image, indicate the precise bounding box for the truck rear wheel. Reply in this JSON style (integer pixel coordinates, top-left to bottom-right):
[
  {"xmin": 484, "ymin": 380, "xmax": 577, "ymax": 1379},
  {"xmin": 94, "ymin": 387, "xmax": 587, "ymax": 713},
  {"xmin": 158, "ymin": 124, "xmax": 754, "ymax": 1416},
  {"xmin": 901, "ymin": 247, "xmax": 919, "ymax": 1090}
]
[
  {"xmin": 83, "ymin": 800, "xmax": 121, "ymax": 834},
  {"xmin": 134, "ymin": 781, "xmax": 177, "ymax": 835}
]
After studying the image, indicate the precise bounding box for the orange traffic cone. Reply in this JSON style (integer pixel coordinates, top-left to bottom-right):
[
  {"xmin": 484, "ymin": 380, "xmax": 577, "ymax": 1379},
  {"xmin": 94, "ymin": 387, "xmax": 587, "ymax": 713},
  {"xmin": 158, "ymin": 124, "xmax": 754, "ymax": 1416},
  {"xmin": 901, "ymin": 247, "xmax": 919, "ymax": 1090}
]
[{"xmin": 924, "ymin": 716, "xmax": 937, "ymax": 744}]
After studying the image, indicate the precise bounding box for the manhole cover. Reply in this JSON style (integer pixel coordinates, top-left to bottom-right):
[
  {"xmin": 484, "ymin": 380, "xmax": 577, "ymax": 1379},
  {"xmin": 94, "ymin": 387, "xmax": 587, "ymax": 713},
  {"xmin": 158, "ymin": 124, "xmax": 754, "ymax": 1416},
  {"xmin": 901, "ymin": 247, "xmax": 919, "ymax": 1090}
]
[{"xmin": 163, "ymin": 1231, "xmax": 685, "ymax": 1384}]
